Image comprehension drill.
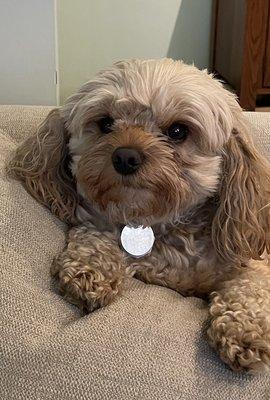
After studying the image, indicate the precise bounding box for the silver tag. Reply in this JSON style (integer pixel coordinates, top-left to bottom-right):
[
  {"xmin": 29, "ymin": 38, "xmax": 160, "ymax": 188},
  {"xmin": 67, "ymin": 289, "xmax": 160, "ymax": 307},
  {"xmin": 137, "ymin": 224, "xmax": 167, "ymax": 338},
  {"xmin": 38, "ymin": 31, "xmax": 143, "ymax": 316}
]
[{"xmin": 120, "ymin": 225, "xmax": 155, "ymax": 258}]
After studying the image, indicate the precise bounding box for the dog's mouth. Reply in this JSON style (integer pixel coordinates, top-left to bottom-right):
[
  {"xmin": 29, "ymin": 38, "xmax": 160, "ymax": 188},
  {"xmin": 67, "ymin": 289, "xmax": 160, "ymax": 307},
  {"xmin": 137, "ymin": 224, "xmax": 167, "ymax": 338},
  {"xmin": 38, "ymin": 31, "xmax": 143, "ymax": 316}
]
[
  {"xmin": 77, "ymin": 152, "xmax": 189, "ymax": 225},
  {"xmin": 95, "ymin": 184, "xmax": 154, "ymax": 209},
  {"xmin": 82, "ymin": 180, "xmax": 181, "ymax": 226},
  {"xmin": 76, "ymin": 141, "xmax": 188, "ymax": 225}
]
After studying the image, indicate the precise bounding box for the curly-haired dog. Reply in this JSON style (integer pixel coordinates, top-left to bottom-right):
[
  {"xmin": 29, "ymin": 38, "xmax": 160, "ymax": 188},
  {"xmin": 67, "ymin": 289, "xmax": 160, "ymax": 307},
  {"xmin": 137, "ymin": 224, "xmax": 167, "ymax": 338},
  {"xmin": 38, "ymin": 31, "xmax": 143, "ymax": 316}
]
[{"xmin": 9, "ymin": 59, "xmax": 270, "ymax": 372}]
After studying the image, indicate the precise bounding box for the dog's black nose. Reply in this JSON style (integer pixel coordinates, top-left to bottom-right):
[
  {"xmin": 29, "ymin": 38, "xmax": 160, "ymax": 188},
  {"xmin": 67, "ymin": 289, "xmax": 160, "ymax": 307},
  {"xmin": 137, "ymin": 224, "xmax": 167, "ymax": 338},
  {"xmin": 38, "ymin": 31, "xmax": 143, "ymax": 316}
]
[{"xmin": 112, "ymin": 147, "xmax": 142, "ymax": 175}]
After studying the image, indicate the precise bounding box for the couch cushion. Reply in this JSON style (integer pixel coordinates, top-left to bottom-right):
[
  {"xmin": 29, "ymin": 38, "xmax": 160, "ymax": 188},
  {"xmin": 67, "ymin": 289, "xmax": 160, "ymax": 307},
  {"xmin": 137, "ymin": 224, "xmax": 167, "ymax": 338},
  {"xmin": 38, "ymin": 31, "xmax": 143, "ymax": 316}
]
[{"xmin": 1, "ymin": 112, "xmax": 270, "ymax": 399}]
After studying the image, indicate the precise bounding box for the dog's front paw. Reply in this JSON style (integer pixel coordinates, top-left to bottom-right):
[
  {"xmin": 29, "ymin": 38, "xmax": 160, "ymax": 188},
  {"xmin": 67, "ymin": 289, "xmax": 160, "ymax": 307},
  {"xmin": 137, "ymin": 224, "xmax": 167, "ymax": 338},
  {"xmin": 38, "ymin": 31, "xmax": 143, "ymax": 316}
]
[
  {"xmin": 51, "ymin": 259, "xmax": 124, "ymax": 313},
  {"xmin": 208, "ymin": 292, "xmax": 270, "ymax": 373}
]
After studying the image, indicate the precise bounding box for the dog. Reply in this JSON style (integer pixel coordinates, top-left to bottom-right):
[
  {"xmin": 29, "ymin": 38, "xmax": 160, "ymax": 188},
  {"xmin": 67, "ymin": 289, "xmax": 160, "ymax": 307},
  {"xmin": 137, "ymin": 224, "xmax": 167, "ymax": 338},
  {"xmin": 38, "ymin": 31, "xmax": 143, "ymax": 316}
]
[{"xmin": 9, "ymin": 59, "xmax": 270, "ymax": 372}]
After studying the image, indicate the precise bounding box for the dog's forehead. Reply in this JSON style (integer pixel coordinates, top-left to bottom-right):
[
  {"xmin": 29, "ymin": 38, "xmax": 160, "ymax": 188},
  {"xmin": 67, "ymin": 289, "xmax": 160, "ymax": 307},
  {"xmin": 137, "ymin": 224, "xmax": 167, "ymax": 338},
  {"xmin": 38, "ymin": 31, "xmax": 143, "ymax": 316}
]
[
  {"xmin": 66, "ymin": 59, "xmax": 235, "ymax": 148},
  {"xmin": 101, "ymin": 60, "xmax": 195, "ymax": 104},
  {"xmin": 89, "ymin": 60, "xmax": 208, "ymax": 125}
]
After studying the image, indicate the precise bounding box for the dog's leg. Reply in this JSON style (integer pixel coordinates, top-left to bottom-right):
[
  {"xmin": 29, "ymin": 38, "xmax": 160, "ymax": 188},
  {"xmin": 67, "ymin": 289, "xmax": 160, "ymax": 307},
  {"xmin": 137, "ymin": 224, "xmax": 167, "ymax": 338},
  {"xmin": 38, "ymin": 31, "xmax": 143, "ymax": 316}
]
[
  {"xmin": 51, "ymin": 225, "xmax": 128, "ymax": 313},
  {"xmin": 208, "ymin": 261, "xmax": 270, "ymax": 372}
]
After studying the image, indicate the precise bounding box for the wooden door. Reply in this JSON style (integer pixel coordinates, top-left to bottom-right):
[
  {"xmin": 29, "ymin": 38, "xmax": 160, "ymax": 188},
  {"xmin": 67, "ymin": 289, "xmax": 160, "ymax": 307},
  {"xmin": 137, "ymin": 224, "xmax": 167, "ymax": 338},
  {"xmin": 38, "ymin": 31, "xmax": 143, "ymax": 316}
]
[{"xmin": 263, "ymin": 13, "xmax": 270, "ymax": 87}]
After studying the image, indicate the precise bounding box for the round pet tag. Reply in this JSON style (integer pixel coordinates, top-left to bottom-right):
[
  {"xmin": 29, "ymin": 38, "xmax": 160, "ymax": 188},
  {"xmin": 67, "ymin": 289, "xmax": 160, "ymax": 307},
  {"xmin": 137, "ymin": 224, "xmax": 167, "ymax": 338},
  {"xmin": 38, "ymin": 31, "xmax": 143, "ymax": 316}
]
[{"xmin": 120, "ymin": 225, "xmax": 155, "ymax": 258}]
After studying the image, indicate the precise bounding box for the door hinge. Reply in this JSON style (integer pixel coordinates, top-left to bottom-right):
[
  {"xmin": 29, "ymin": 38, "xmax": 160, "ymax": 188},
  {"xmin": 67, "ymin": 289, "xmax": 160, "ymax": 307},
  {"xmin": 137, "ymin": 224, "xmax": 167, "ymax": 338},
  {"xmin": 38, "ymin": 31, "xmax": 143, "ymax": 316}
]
[{"xmin": 54, "ymin": 70, "xmax": 58, "ymax": 85}]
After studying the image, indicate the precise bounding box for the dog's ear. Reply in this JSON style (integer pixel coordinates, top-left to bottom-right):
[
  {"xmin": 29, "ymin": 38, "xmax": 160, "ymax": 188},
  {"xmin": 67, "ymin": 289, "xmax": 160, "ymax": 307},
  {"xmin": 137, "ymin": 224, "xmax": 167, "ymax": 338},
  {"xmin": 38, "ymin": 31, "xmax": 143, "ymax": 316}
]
[
  {"xmin": 212, "ymin": 119, "xmax": 270, "ymax": 265},
  {"xmin": 8, "ymin": 109, "xmax": 78, "ymax": 224}
]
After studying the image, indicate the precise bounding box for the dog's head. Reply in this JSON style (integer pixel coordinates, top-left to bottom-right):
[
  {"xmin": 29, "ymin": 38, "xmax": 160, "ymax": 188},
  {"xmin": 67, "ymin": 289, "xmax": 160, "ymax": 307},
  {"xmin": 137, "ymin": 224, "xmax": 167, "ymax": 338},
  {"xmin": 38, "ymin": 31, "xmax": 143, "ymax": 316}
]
[{"xmin": 9, "ymin": 59, "xmax": 270, "ymax": 264}]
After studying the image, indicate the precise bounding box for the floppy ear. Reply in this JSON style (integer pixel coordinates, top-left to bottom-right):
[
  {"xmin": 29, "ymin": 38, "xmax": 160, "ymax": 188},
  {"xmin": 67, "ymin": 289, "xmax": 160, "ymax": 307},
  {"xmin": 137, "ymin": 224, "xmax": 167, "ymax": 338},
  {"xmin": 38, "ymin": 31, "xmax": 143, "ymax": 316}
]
[
  {"xmin": 8, "ymin": 109, "xmax": 78, "ymax": 224},
  {"xmin": 212, "ymin": 119, "xmax": 270, "ymax": 265}
]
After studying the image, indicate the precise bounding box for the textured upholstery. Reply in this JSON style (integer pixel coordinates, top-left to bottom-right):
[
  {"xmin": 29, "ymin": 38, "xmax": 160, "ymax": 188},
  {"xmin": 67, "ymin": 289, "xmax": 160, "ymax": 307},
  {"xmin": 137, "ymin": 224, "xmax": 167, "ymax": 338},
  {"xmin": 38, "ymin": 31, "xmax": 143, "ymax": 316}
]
[{"xmin": 0, "ymin": 106, "xmax": 270, "ymax": 400}]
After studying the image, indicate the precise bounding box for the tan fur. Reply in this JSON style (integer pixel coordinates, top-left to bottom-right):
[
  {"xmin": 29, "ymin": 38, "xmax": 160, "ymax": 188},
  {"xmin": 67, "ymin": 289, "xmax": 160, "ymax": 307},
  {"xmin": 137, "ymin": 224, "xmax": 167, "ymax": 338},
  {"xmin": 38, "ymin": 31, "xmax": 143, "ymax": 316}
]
[
  {"xmin": 208, "ymin": 259, "xmax": 270, "ymax": 372},
  {"xmin": 51, "ymin": 223, "xmax": 129, "ymax": 313},
  {"xmin": 8, "ymin": 59, "xmax": 270, "ymax": 372},
  {"xmin": 8, "ymin": 109, "xmax": 78, "ymax": 224},
  {"xmin": 213, "ymin": 126, "xmax": 270, "ymax": 265}
]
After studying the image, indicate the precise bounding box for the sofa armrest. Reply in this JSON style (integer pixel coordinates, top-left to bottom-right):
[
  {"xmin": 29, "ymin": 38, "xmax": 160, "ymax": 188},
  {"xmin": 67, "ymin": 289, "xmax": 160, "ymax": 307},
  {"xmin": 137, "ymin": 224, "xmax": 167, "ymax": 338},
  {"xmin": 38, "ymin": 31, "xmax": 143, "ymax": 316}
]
[
  {"xmin": 0, "ymin": 105, "xmax": 53, "ymax": 143},
  {"xmin": 244, "ymin": 112, "xmax": 270, "ymax": 160}
]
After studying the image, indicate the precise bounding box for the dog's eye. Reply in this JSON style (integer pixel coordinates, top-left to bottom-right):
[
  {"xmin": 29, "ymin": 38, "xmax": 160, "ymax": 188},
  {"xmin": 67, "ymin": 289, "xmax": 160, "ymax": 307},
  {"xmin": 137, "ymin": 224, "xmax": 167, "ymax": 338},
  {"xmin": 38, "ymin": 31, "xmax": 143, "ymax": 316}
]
[
  {"xmin": 98, "ymin": 116, "xmax": 114, "ymax": 134},
  {"xmin": 167, "ymin": 123, "xmax": 189, "ymax": 142}
]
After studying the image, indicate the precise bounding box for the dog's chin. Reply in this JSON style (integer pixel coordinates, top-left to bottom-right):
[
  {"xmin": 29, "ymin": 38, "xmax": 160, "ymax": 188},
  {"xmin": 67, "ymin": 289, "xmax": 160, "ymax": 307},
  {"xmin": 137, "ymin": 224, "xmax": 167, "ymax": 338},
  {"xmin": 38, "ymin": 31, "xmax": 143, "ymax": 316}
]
[{"xmin": 88, "ymin": 186, "xmax": 177, "ymax": 226}]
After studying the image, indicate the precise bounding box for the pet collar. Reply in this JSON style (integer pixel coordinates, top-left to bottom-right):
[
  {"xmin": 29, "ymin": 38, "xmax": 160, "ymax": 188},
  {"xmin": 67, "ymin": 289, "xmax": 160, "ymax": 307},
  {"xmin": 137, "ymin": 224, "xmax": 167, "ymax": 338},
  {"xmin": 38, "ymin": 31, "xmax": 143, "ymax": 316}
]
[{"xmin": 120, "ymin": 225, "xmax": 155, "ymax": 258}]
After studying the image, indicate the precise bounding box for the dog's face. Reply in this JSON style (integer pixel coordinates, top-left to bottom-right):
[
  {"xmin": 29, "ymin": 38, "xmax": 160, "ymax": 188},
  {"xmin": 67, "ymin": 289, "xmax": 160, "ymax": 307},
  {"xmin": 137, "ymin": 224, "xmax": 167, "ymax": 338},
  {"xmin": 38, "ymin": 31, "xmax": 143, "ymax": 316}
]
[
  {"xmin": 66, "ymin": 59, "xmax": 236, "ymax": 225},
  {"xmin": 10, "ymin": 58, "xmax": 270, "ymax": 264}
]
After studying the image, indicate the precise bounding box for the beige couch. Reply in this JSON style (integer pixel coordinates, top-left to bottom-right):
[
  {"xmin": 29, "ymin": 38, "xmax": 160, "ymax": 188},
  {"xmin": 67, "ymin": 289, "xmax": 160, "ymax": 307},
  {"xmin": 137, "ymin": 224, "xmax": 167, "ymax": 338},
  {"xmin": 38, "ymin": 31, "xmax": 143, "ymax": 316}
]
[{"xmin": 1, "ymin": 105, "xmax": 270, "ymax": 400}]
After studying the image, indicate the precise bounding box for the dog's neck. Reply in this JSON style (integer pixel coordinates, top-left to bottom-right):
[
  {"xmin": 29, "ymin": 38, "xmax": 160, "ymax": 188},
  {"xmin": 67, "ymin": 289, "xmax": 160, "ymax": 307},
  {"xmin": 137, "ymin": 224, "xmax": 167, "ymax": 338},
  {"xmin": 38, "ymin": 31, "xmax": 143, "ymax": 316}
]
[{"xmin": 76, "ymin": 193, "xmax": 217, "ymax": 239}]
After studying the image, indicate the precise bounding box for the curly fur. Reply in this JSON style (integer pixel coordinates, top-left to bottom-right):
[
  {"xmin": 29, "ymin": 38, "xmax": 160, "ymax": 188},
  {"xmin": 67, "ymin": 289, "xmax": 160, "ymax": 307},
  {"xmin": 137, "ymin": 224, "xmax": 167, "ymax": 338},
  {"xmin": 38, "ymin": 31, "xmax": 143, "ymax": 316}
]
[
  {"xmin": 208, "ymin": 260, "xmax": 270, "ymax": 372},
  {"xmin": 8, "ymin": 109, "xmax": 78, "ymax": 224},
  {"xmin": 8, "ymin": 59, "xmax": 270, "ymax": 372},
  {"xmin": 51, "ymin": 223, "xmax": 129, "ymax": 313},
  {"xmin": 213, "ymin": 128, "xmax": 270, "ymax": 265}
]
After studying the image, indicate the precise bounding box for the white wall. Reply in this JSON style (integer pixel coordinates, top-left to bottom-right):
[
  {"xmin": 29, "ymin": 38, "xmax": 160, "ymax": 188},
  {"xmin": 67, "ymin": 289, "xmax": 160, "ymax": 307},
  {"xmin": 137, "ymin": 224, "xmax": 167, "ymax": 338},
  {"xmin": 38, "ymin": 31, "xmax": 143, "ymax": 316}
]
[
  {"xmin": 167, "ymin": 0, "xmax": 213, "ymax": 70},
  {"xmin": 0, "ymin": 0, "xmax": 213, "ymax": 105},
  {"xmin": 57, "ymin": 0, "xmax": 213, "ymax": 104},
  {"xmin": 0, "ymin": 0, "xmax": 57, "ymax": 105}
]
